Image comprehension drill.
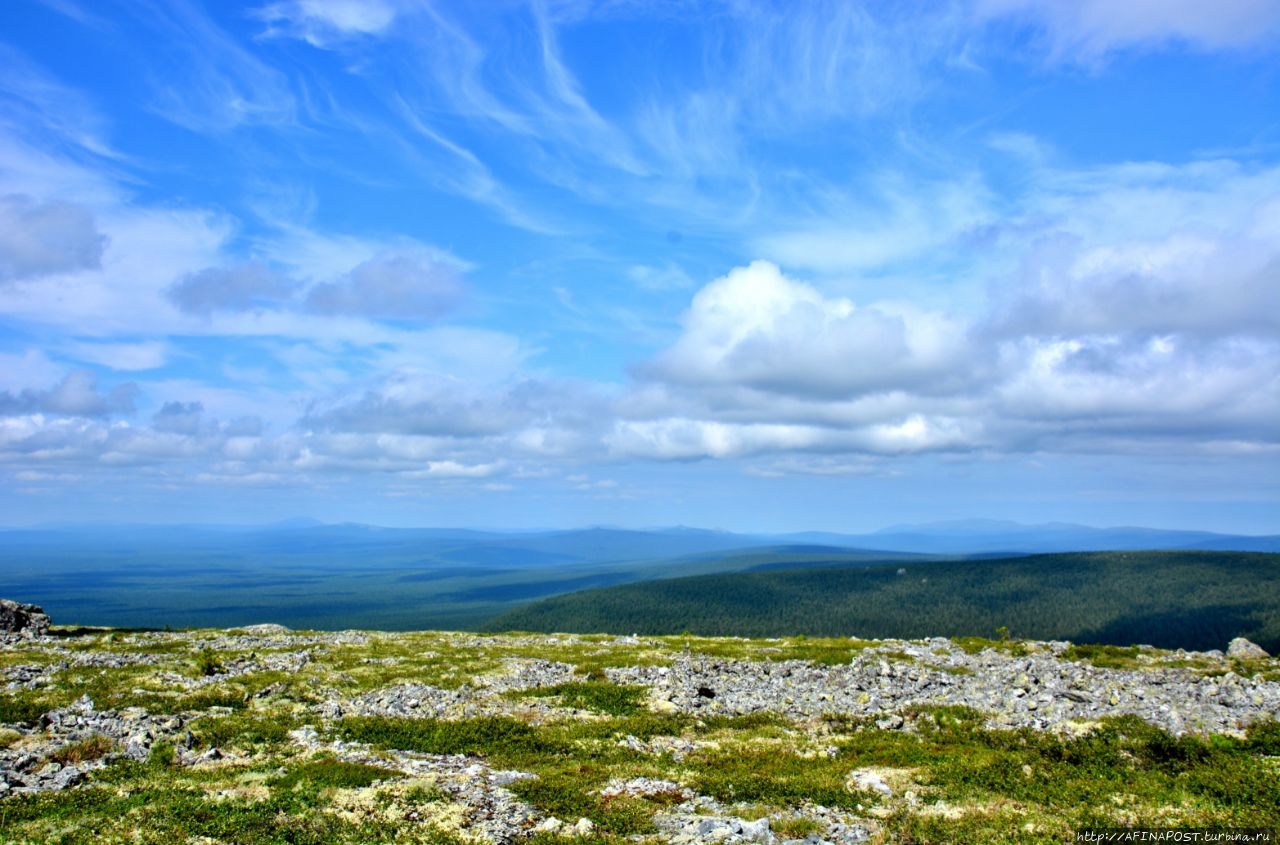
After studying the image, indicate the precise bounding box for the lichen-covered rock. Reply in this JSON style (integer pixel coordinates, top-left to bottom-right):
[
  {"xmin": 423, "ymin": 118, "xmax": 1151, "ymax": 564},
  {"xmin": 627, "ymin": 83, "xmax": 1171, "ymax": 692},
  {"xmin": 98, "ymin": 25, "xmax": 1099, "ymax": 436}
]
[
  {"xmin": 1227, "ymin": 638, "xmax": 1270, "ymax": 659},
  {"xmin": 0, "ymin": 599, "xmax": 51, "ymax": 637}
]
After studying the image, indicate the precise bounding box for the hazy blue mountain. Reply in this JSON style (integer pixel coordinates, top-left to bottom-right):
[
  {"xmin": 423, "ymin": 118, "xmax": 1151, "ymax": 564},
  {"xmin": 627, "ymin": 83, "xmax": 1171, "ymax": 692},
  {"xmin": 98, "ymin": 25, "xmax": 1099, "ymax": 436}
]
[
  {"xmin": 3, "ymin": 520, "xmax": 1275, "ymax": 631},
  {"xmin": 780, "ymin": 520, "xmax": 1270, "ymax": 554}
]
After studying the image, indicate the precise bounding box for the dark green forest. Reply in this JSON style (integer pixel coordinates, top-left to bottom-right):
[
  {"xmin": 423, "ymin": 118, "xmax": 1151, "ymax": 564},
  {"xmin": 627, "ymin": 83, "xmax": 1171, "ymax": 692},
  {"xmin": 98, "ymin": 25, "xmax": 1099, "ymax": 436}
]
[{"xmin": 486, "ymin": 551, "xmax": 1280, "ymax": 652}]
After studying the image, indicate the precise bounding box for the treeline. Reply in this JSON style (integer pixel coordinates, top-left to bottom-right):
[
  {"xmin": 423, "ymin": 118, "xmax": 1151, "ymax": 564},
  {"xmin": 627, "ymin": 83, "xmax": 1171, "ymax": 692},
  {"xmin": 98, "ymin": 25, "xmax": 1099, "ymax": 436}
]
[{"xmin": 485, "ymin": 551, "xmax": 1280, "ymax": 653}]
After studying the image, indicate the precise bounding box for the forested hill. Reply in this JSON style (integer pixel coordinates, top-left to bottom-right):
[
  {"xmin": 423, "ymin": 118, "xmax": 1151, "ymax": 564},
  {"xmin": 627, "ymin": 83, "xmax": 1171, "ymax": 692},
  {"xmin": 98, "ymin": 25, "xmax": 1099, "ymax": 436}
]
[{"xmin": 486, "ymin": 551, "xmax": 1280, "ymax": 653}]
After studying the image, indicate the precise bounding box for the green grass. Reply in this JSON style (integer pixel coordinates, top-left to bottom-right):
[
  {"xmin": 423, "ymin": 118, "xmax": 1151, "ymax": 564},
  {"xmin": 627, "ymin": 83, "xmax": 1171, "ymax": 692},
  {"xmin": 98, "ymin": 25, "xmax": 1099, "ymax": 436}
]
[
  {"xmin": 336, "ymin": 715, "xmax": 563, "ymax": 760},
  {"xmin": 192, "ymin": 712, "xmax": 296, "ymax": 750},
  {"xmin": 1062, "ymin": 643, "xmax": 1143, "ymax": 669},
  {"xmin": 513, "ymin": 680, "xmax": 649, "ymax": 716},
  {"xmin": 0, "ymin": 691, "xmax": 52, "ymax": 725}
]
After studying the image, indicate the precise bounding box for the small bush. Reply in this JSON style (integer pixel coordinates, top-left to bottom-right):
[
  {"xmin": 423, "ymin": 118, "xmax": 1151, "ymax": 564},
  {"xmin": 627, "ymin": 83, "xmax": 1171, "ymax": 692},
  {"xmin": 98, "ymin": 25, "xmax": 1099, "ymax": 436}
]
[
  {"xmin": 148, "ymin": 740, "xmax": 177, "ymax": 769},
  {"xmin": 270, "ymin": 758, "xmax": 401, "ymax": 790},
  {"xmin": 520, "ymin": 681, "xmax": 648, "ymax": 716},
  {"xmin": 1062, "ymin": 644, "xmax": 1142, "ymax": 669},
  {"xmin": 195, "ymin": 648, "xmax": 225, "ymax": 677},
  {"xmin": 511, "ymin": 774, "xmax": 655, "ymax": 836},
  {"xmin": 48, "ymin": 734, "xmax": 114, "ymax": 765},
  {"xmin": 193, "ymin": 713, "xmax": 293, "ymax": 750},
  {"xmin": 774, "ymin": 817, "xmax": 823, "ymax": 838},
  {"xmin": 1243, "ymin": 717, "xmax": 1280, "ymax": 755}
]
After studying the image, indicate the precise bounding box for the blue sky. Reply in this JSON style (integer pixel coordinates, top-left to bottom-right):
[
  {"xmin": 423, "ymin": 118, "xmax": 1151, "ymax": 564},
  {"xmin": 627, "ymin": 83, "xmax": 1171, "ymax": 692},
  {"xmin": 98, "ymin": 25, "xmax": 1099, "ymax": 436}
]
[{"xmin": 1, "ymin": 0, "xmax": 1278, "ymax": 533}]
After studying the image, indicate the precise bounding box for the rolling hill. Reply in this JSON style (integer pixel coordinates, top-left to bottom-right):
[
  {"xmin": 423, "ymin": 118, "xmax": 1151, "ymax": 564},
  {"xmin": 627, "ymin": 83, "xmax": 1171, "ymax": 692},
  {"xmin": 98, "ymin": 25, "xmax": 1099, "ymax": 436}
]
[{"xmin": 485, "ymin": 550, "xmax": 1280, "ymax": 653}]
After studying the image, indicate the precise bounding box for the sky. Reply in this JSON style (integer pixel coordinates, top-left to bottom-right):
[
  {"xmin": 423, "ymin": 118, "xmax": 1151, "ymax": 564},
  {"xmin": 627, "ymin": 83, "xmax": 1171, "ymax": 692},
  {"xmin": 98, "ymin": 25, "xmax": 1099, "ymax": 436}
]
[{"xmin": 0, "ymin": 0, "xmax": 1278, "ymax": 534}]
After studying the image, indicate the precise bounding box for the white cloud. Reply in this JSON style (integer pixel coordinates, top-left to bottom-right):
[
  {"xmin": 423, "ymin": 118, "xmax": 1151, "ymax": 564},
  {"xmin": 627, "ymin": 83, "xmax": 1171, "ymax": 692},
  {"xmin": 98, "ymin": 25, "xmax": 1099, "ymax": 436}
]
[
  {"xmin": 305, "ymin": 250, "xmax": 464, "ymax": 320},
  {"xmin": 755, "ymin": 175, "xmax": 995, "ymax": 274},
  {"xmin": 132, "ymin": 0, "xmax": 295, "ymax": 132},
  {"xmin": 0, "ymin": 350, "xmax": 63, "ymax": 392},
  {"xmin": 168, "ymin": 261, "xmax": 295, "ymax": 315},
  {"xmin": 974, "ymin": 0, "xmax": 1280, "ymax": 60},
  {"xmin": 0, "ymin": 371, "xmax": 138, "ymax": 418},
  {"xmin": 989, "ymin": 161, "xmax": 1280, "ymax": 340},
  {"xmin": 257, "ymin": 0, "xmax": 400, "ymax": 47},
  {"xmin": 64, "ymin": 340, "xmax": 170, "ymax": 371},
  {"xmin": 607, "ymin": 418, "xmax": 826, "ymax": 461},
  {"xmin": 645, "ymin": 261, "xmax": 975, "ymax": 398},
  {"xmin": 0, "ymin": 194, "xmax": 107, "ymax": 282},
  {"xmin": 626, "ymin": 262, "xmax": 695, "ymax": 291}
]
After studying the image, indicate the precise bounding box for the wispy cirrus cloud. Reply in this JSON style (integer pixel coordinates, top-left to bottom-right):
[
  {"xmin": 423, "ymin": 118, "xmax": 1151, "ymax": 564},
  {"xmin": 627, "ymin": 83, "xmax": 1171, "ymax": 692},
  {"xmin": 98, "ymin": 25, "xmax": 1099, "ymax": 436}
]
[
  {"xmin": 122, "ymin": 0, "xmax": 295, "ymax": 132},
  {"xmin": 974, "ymin": 0, "xmax": 1280, "ymax": 61}
]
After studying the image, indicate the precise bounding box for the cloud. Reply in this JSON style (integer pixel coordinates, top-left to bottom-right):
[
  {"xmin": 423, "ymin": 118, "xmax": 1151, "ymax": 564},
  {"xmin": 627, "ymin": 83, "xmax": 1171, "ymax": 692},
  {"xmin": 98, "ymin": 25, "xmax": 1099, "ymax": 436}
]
[
  {"xmin": 304, "ymin": 250, "xmax": 464, "ymax": 320},
  {"xmin": 994, "ymin": 233, "xmax": 1280, "ymax": 339},
  {"xmin": 63, "ymin": 340, "xmax": 170, "ymax": 371},
  {"xmin": 974, "ymin": 0, "xmax": 1280, "ymax": 60},
  {"xmin": 132, "ymin": 0, "xmax": 295, "ymax": 132},
  {"xmin": 643, "ymin": 261, "xmax": 975, "ymax": 398},
  {"xmin": 167, "ymin": 261, "xmax": 295, "ymax": 315},
  {"xmin": 256, "ymin": 0, "xmax": 400, "ymax": 47},
  {"xmin": 302, "ymin": 370, "xmax": 608, "ymax": 451},
  {"xmin": 987, "ymin": 162, "xmax": 1280, "ymax": 341},
  {"xmin": 626, "ymin": 262, "xmax": 695, "ymax": 291},
  {"xmin": 992, "ymin": 335, "xmax": 1280, "ymax": 443},
  {"xmin": 152, "ymin": 400, "xmax": 205, "ymax": 435},
  {"xmin": 755, "ymin": 175, "xmax": 995, "ymax": 273},
  {"xmin": 0, "ymin": 371, "xmax": 138, "ymax": 418},
  {"xmin": 0, "ymin": 194, "xmax": 107, "ymax": 282}
]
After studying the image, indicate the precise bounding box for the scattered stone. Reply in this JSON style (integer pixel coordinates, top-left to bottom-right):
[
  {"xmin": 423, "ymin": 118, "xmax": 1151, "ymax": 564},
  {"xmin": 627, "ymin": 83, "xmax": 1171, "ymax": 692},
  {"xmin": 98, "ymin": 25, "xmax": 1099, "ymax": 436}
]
[
  {"xmin": 598, "ymin": 777, "xmax": 692, "ymax": 802},
  {"xmin": 607, "ymin": 638, "xmax": 1280, "ymax": 736},
  {"xmin": 848, "ymin": 769, "xmax": 893, "ymax": 797}
]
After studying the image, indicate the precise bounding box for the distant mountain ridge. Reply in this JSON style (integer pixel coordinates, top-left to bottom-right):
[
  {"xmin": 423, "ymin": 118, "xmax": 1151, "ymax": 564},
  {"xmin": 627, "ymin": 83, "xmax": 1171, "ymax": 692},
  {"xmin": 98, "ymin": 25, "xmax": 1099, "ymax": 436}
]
[
  {"xmin": 6, "ymin": 518, "xmax": 1276, "ymax": 556},
  {"xmin": 2, "ymin": 519, "xmax": 1276, "ymax": 632}
]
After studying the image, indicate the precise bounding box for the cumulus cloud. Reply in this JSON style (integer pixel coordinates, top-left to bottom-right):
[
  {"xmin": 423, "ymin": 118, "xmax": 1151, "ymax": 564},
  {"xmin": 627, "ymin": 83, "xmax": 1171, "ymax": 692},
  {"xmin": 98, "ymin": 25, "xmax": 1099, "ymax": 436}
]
[
  {"xmin": 617, "ymin": 228, "xmax": 1280, "ymax": 464},
  {"xmin": 644, "ymin": 261, "xmax": 976, "ymax": 398},
  {"xmin": 992, "ymin": 229, "xmax": 1280, "ymax": 340},
  {"xmin": 0, "ymin": 194, "xmax": 107, "ymax": 283},
  {"xmin": 304, "ymin": 251, "xmax": 464, "ymax": 320},
  {"xmin": 992, "ymin": 335, "xmax": 1280, "ymax": 442},
  {"xmin": 974, "ymin": 0, "xmax": 1280, "ymax": 59},
  {"xmin": 167, "ymin": 261, "xmax": 295, "ymax": 315},
  {"xmin": 0, "ymin": 371, "xmax": 138, "ymax": 418},
  {"xmin": 152, "ymin": 400, "xmax": 205, "ymax": 435}
]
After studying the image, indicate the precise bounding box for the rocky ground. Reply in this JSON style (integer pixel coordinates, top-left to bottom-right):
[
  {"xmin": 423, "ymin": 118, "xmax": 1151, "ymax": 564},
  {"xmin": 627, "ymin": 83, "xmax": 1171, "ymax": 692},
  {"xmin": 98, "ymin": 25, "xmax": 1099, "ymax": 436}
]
[{"xmin": 1, "ymin": 611, "xmax": 1278, "ymax": 844}]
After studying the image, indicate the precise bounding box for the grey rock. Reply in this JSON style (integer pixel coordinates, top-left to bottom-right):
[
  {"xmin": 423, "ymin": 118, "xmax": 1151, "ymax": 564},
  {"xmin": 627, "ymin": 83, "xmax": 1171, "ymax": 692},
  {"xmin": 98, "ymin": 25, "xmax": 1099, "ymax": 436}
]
[
  {"xmin": 237, "ymin": 623, "xmax": 291, "ymax": 635},
  {"xmin": 52, "ymin": 766, "xmax": 83, "ymax": 789},
  {"xmin": 0, "ymin": 599, "xmax": 50, "ymax": 637},
  {"xmin": 1227, "ymin": 638, "xmax": 1270, "ymax": 660}
]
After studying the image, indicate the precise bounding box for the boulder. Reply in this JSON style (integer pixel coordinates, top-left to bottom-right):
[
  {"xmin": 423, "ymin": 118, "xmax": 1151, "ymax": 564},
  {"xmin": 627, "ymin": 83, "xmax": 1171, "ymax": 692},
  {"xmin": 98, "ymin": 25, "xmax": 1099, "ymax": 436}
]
[
  {"xmin": 0, "ymin": 599, "xmax": 51, "ymax": 637},
  {"xmin": 1227, "ymin": 638, "xmax": 1270, "ymax": 660},
  {"xmin": 238, "ymin": 623, "xmax": 291, "ymax": 635}
]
